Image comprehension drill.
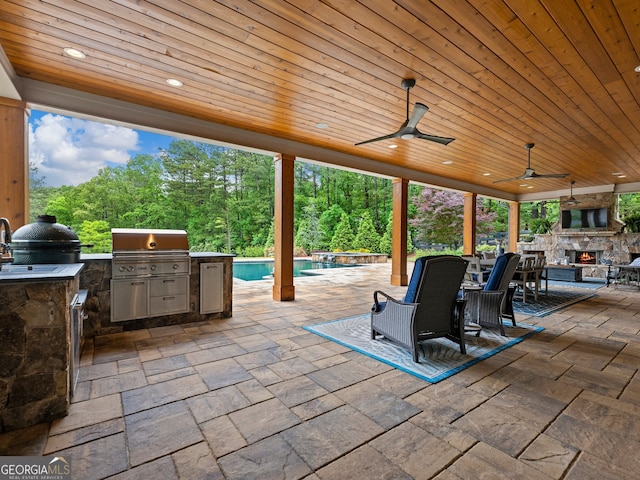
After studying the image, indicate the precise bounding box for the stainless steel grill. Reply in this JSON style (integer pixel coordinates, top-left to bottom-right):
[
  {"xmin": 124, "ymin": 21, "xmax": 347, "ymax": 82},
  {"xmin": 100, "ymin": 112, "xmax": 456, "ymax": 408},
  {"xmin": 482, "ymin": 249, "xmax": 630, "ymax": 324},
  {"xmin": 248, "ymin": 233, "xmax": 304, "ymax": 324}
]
[{"xmin": 110, "ymin": 228, "xmax": 191, "ymax": 322}]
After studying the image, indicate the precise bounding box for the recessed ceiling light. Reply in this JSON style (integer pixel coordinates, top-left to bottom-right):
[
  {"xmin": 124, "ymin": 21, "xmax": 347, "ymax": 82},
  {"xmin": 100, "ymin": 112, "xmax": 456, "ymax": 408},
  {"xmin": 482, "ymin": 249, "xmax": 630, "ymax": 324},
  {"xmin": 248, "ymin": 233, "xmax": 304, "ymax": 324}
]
[
  {"xmin": 442, "ymin": 161, "xmax": 453, "ymax": 165},
  {"xmin": 315, "ymin": 122, "xmax": 329, "ymax": 129},
  {"xmin": 166, "ymin": 78, "xmax": 183, "ymax": 87},
  {"xmin": 388, "ymin": 144, "xmax": 398, "ymax": 149},
  {"xmin": 527, "ymin": 186, "xmax": 534, "ymax": 189},
  {"xmin": 617, "ymin": 174, "xmax": 627, "ymax": 178},
  {"xmin": 482, "ymin": 172, "xmax": 491, "ymax": 176},
  {"xmin": 63, "ymin": 47, "xmax": 86, "ymax": 59},
  {"xmin": 519, "ymin": 184, "xmax": 528, "ymax": 187},
  {"xmin": 635, "ymin": 65, "xmax": 640, "ymax": 73}
]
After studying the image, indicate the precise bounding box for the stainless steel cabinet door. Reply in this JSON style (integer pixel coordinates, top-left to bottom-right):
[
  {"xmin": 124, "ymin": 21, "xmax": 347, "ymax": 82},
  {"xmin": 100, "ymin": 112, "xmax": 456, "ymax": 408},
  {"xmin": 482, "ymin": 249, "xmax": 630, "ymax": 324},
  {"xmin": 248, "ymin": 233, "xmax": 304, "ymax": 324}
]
[
  {"xmin": 111, "ymin": 278, "xmax": 147, "ymax": 322},
  {"xmin": 200, "ymin": 263, "xmax": 223, "ymax": 314}
]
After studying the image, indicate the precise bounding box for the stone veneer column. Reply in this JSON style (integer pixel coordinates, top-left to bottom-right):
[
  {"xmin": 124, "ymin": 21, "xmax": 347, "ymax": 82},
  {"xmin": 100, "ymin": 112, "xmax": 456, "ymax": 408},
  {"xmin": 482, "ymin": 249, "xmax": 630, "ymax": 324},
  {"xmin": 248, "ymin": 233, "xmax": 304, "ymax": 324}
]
[{"xmin": 273, "ymin": 154, "xmax": 295, "ymax": 301}]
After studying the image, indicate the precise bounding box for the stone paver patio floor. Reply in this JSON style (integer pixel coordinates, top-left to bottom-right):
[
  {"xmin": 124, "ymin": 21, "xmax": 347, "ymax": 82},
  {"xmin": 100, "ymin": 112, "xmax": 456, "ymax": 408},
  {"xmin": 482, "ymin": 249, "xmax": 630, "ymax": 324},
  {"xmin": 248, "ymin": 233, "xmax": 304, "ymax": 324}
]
[{"xmin": 2, "ymin": 262, "xmax": 640, "ymax": 479}]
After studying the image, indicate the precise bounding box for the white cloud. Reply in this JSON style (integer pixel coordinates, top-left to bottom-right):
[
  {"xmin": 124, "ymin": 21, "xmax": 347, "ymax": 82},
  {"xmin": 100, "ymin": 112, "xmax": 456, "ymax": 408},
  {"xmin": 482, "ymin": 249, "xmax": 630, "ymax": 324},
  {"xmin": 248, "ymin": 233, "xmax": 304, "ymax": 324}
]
[{"xmin": 29, "ymin": 113, "xmax": 139, "ymax": 187}]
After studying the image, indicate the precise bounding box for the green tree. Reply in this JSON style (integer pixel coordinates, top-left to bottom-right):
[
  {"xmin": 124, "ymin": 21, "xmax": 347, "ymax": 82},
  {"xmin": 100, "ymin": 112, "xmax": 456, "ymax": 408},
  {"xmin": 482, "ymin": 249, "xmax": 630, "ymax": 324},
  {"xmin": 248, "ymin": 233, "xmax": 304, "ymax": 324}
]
[
  {"xmin": 353, "ymin": 211, "xmax": 380, "ymax": 252},
  {"xmin": 330, "ymin": 213, "xmax": 355, "ymax": 251},
  {"xmin": 44, "ymin": 189, "xmax": 77, "ymax": 226},
  {"xmin": 318, "ymin": 204, "xmax": 345, "ymax": 249},
  {"xmin": 295, "ymin": 202, "xmax": 322, "ymax": 253},
  {"xmin": 77, "ymin": 220, "xmax": 111, "ymax": 252},
  {"xmin": 618, "ymin": 193, "xmax": 640, "ymax": 220},
  {"xmin": 379, "ymin": 213, "xmax": 414, "ymax": 256},
  {"xmin": 410, "ymin": 187, "xmax": 497, "ymax": 248},
  {"xmin": 379, "ymin": 214, "xmax": 393, "ymax": 255},
  {"xmin": 29, "ymin": 163, "xmax": 53, "ymax": 222}
]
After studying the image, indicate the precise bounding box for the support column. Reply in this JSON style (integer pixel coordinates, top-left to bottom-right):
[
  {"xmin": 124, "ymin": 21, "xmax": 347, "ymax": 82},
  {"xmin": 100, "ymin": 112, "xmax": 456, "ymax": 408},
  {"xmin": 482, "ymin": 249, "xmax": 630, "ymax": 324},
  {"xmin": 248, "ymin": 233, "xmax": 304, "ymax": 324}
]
[
  {"xmin": 508, "ymin": 201, "xmax": 520, "ymax": 252},
  {"xmin": 0, "ymin": 98, "xmax": 28, "ymax": 230},
  {"xmin": 273, "ymin": 153, "xmax": 295, "ymax": 301},
  {"xmin": 391, "ymin": 178, "xmax": 409, "ymax": 286},
  {"xmin": 463, "ymin": 193, "xmax": 477, "ymax": 255}
]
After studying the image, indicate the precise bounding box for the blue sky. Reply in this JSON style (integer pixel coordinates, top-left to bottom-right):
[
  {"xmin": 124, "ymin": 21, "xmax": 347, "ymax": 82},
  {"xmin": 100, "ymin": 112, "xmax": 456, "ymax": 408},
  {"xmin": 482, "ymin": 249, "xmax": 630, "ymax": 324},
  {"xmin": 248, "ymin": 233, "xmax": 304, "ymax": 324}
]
[{"xmin": 29, "ymin": 109, "xmax": 177, "ymax": 187}]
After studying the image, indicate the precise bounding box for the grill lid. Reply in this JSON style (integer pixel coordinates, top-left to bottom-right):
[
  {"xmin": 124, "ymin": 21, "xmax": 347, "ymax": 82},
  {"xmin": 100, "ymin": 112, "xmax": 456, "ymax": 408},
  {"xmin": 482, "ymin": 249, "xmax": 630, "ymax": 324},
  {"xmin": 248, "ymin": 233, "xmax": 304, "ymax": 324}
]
[
  {"xmin": 111, "ymin": 228, "xmax": 189, "ymax": 251},
  {"xmin": 12, "ymin": 215, "xmax": 80, "ymax": 244}
]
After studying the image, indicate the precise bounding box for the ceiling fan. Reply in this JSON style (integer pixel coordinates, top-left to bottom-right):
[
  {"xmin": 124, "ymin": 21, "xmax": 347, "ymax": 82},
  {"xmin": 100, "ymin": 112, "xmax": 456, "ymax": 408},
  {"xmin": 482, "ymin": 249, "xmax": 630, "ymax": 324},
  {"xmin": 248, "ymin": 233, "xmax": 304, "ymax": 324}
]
[
  {"xmin": 493, "ymin": 143, "xmax": 569, "ymax": 184},
  {"xmin": 355, "ymin": 78, "xmax": 455, "ymax": 146}
]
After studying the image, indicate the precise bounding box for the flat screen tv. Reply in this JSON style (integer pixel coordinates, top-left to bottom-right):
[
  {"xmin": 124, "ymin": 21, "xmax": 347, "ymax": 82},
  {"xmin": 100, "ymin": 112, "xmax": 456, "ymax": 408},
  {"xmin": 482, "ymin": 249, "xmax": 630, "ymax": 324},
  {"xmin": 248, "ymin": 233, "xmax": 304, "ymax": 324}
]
[{"xmin": 561, "ymin": 207, "xmax": 607, "ymax": 229}]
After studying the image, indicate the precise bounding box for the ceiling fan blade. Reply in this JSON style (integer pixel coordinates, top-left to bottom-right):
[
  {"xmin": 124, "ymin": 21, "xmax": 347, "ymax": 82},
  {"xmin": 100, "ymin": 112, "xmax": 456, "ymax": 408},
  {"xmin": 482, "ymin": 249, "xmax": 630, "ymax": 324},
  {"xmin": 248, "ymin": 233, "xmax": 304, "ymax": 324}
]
[
  {"xmin": 531, "ymin": 173, "xmax": 569, "ymax": 179},
  {"xmin": 354, "ymin": 132, "xmax": 400, "ymax": 146},
  {"xmin": 406, "ymin": 103, "xmax": 428, "ymax": 129},
  {"xmin": 493, "ymin": 175, "xmax": 525, "ymax": 184},
  {"xmin": 414, "ymin": 132, "xmax": 455, "ymax": 145}
]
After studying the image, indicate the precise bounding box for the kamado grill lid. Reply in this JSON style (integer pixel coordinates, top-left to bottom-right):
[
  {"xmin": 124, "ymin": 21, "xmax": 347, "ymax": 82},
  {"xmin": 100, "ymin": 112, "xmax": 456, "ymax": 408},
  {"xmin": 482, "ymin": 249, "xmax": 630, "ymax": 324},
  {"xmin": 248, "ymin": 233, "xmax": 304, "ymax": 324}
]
[
  {"xmin": 111, "ymin": 228, "xmax": 189, "ymax": 251},
  {"xmin": 12, "ymin": 215, "xmax": 80, "ymax": 245}
]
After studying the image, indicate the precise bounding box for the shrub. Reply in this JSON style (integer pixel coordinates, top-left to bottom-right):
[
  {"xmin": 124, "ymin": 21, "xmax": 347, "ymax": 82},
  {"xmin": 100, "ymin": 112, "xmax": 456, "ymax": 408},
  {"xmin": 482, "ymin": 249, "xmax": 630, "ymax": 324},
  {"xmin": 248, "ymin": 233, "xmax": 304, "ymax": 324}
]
[
  {"xmin": 242, "ymin": 245, "xmax": 265, "ymax": 257},
  {"xmin": 530, "ymin": 218, "xmax": 552, "ymax": 234},
  {"xmin": 353, "ymin": 211, "xmax": 381, "ymax": 252},
  {"xmin": 413, "ymin": 247, "xmax": 463, "ymax": 258},
  {"xmin": 623, "ymin": 213, "xmax": 640, "ymax": 233},
  {"xmin": 330, "ymin": 213, "xmax": 355, "ymax": 252}
]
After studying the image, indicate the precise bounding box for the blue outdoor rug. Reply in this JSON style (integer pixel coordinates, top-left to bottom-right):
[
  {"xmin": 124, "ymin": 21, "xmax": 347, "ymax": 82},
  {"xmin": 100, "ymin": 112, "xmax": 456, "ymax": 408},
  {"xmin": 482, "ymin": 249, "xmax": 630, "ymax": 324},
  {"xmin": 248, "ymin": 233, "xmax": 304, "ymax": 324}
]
[
  {"xmin": 513, "ymin": 288, "xmax": 597, "ymax": 317},
  {"xmin": 303, "ymin": 314, "xmax": 543, "ymax": 383}
]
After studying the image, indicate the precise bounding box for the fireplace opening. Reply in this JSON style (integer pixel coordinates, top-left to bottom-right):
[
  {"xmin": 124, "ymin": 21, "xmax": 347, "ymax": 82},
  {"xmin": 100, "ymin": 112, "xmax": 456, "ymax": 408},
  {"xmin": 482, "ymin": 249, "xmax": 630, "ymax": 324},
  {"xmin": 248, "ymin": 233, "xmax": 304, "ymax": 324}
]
[
  {"xmin": 566, "ymin": 250, "xmax": 600, "ymax": 265},
  {"xmin": 577, "ymin": 252, "xmax": 596, "ymax": 264}
]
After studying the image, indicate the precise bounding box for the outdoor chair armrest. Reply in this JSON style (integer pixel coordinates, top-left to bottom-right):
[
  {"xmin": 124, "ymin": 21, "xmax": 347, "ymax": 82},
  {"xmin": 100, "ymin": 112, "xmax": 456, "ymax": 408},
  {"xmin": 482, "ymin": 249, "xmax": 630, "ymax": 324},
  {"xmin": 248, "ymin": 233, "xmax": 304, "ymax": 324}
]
[{"xmin": 372, "ymin": 290, "xmax": 403, "ymax": 312}]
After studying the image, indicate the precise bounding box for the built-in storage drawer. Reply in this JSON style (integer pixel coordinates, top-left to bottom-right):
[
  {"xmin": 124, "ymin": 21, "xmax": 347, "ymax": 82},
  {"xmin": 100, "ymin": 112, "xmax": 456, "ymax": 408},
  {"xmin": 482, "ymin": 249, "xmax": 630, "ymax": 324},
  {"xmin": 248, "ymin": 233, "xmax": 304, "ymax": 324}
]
[
  {"xmin": 149, "ymin": 276, "xmax": 189, "ymax": 296},
  {"xmin": 149, "ymin": 293, "xmax": 189, "ymax": 315},
  {"xmin": 149, "ymin": 275, "xmax": 189, "ymax": 316},
  {"xmin": 200, "ymin": 262, "xmax": 223, "ymax": 314}
]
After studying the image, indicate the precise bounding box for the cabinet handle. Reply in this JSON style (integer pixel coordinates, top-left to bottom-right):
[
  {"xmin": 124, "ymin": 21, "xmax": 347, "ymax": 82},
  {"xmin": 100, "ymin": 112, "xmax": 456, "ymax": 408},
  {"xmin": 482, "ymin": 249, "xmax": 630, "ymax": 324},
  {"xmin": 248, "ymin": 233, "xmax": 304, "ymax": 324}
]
[
  {"xmin": 163, "ymin": 296, "xmax": 175, "ymax": 300},
  {"xmin": 163, "ymin": 279, "xmax": 176, "ymax": 283},
  {"xmin": 206, "ymin": 265, "xmax": 218, "ymax": 269},
  {"xmin": 131, "ymin": 281, "xmax": 145, "ymax": 286}
]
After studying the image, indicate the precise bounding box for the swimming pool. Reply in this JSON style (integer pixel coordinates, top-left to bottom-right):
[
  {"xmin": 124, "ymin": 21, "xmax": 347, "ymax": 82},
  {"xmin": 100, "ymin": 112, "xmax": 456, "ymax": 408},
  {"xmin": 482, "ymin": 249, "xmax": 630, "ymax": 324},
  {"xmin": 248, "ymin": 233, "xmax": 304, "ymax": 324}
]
[{"xmin": 233, "ymin": 260, "xmax": 356, "ymax": 281}]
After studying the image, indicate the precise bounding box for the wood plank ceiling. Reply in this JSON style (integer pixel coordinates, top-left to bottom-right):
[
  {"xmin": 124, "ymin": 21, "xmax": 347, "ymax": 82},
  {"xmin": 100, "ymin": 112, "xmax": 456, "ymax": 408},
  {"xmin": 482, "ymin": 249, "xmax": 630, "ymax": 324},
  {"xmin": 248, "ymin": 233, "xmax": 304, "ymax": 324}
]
[{"xmin": 0, "ymin": 0, "xmax": 638, "ymax": 200}]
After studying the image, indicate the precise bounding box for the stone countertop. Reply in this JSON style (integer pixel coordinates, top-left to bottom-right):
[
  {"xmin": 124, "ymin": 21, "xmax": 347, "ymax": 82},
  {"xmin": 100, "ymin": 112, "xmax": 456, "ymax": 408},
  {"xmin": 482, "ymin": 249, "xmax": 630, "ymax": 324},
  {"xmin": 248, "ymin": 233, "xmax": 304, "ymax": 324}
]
[
  {"xmin": 80, "ymin": 252, "xmax": 235, "ymax": 261},
  {"xmin": 189, "ymin": 252, "xmax": 236, "ymax": 258},
  {"xmin": 0, "ymin": 263, "xmax": 85, "ymax": 283}
]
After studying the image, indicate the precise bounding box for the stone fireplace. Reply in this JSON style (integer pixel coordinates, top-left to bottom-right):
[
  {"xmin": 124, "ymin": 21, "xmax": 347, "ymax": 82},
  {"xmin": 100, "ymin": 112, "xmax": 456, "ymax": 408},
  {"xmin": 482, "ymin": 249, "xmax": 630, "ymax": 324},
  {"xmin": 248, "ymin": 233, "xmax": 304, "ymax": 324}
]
[{"xmin": 517, "ymin": 191, "xmax": 640, "ymax": 278}]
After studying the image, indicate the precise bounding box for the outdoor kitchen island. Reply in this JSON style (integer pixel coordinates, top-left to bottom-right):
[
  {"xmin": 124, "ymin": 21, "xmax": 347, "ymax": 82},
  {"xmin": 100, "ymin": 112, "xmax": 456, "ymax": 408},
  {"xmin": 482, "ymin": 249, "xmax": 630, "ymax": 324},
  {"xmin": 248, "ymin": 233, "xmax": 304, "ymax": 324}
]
[{"xmin": 79, "ymin": 252, "xmax": 234, "ymax": 338}]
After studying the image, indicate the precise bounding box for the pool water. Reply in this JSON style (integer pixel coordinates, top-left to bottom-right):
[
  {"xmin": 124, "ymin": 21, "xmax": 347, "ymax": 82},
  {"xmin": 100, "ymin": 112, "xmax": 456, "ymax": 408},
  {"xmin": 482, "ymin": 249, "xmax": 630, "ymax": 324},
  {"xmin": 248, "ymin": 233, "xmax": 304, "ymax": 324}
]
[{"xmin": 233, "ymin": 260, "xmax": 355, "ymax": 281}]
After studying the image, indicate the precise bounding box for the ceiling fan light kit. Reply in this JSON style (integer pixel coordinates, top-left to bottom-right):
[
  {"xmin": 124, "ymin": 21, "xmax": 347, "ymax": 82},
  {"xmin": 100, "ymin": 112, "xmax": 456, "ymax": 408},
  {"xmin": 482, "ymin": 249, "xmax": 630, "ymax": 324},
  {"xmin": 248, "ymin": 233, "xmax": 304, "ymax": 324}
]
[
  {"xmin": 566, "ymin": 180, "xmax": 579, "ymax": 205},
  {"xmin": 493, "ymin": 143, "xmax": 569, "ymax": 184},
  {"xmin": 355, "ymin": 78, "xmax": 455, "ymax": 146}
]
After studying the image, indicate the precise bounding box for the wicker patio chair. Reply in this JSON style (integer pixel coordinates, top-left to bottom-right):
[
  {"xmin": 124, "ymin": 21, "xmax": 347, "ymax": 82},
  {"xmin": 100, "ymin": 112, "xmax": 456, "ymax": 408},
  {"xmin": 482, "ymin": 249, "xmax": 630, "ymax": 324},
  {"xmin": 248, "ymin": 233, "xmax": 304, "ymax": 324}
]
[
  {"xmin": 464, "ymin": 252, "xmax": 521, "ymax": 335},
  {"xmin": 371, "ymin": 255, "xmax": 468, "ymax": 362}
]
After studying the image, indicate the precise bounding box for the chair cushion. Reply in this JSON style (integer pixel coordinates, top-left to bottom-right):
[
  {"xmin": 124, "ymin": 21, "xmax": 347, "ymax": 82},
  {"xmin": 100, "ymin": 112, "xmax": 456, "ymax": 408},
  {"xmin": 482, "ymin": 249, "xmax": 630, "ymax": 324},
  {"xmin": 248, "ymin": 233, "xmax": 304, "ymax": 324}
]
[
  {"xmin": 483, "ymin": 253, "xmax": 509, "ymax": 291},
  {"xmin": 403, "ymin": 256, "xmax": 428, "ymax": 302}
]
